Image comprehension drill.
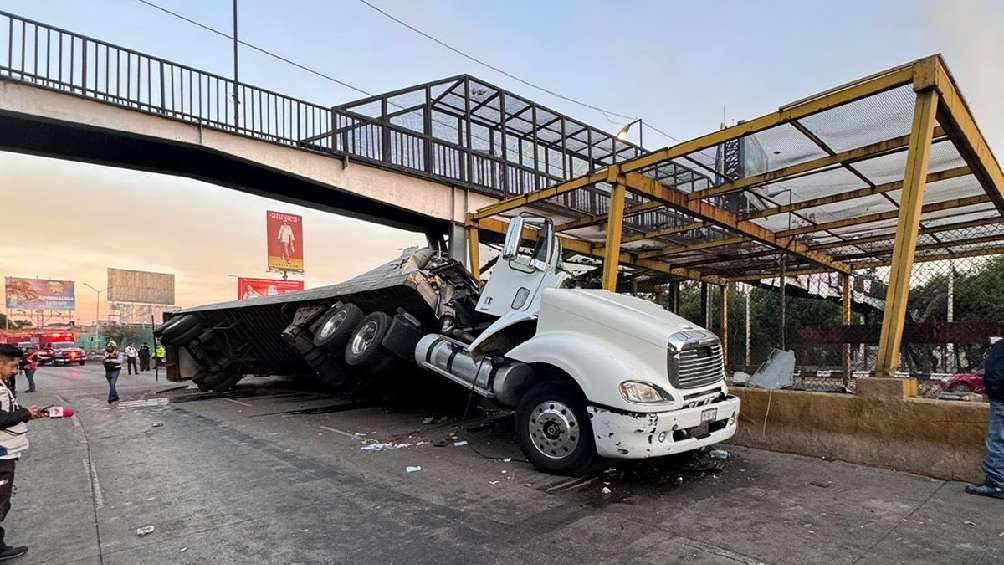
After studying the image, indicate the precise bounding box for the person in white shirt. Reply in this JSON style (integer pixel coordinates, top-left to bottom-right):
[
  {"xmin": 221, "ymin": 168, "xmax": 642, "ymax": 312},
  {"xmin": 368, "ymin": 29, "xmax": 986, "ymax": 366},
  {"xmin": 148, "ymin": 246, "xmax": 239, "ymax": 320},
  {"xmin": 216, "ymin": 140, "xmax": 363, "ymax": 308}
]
[
  {"xmin": 277, "ymin": 219, "xmax": 296, "ymax": 263},
  {"xmin": 124, "ymin": 344, "xmax": 139, "ymax": 375},
  {"xmin": 0, "ymin": 344, "xmax": 43, "ymax": 560}
]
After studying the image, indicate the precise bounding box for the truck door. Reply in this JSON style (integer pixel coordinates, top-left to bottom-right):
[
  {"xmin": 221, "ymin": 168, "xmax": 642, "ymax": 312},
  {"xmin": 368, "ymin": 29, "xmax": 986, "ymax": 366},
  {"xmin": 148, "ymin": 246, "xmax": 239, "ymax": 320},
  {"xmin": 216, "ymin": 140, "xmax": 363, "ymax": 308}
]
[{"xmin": 475, "ymin": 216, "xmax": 563, "ymax": 317}]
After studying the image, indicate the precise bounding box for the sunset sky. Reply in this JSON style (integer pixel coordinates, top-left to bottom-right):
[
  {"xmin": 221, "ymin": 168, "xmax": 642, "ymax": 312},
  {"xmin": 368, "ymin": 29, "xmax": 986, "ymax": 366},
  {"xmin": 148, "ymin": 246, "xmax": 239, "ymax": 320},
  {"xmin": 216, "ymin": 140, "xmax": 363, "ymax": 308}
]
[{"xmin": 2, "ymin": 0, "xmax": 1003, "ymax": 324}]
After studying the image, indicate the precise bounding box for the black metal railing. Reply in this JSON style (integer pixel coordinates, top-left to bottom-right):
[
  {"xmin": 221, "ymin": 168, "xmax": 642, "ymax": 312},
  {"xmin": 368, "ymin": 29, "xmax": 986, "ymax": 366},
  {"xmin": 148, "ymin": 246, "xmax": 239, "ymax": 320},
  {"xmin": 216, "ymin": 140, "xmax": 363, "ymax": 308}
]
[{"xmin": 0, "ymin": 10, "xmax": 572, "ymax": 199}]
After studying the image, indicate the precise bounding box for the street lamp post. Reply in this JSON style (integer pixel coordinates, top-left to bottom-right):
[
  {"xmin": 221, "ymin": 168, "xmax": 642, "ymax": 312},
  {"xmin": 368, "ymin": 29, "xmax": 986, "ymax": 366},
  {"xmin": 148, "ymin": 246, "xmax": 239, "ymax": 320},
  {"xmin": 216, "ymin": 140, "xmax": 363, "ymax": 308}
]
[
  {"xmin": 82, "ymin": 282, "xmax": 105, "ymax": 350},
  {"xmin": 616, "ymin": 118, "xmax": 644, "ymax": 149}
]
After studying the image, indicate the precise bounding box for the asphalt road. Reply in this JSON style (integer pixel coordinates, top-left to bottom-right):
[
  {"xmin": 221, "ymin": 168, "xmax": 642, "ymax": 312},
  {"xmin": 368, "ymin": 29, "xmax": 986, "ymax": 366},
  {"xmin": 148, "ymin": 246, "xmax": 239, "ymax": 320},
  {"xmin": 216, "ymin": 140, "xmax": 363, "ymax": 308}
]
[{"xmin": 5, "ymin": 364, "xmax": 1002, "ymax": 564}]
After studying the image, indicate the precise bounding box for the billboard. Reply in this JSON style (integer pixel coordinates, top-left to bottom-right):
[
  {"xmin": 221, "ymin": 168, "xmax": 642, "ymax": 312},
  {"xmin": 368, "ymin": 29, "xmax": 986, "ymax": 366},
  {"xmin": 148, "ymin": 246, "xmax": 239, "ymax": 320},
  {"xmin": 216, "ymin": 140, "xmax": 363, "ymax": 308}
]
[
  {"xmin": 4, "ymin": 277, "xmax": 75, "ymax": 310},
  {"xmin": 266, "ymin": 211, "xmax": 304, "ymax": 273},
  {"xmin": 107, "ymin": 268, "xmax": 176, "ymax": 305},
  {"xmin": 238, "ymin": 278, "xmax": 304, "ymax": 300}
]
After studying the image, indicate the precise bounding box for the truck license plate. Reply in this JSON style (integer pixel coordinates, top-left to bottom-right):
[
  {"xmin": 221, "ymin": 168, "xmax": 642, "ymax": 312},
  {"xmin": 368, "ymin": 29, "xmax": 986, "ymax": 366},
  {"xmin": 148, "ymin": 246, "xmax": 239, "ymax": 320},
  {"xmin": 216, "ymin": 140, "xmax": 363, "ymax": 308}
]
[{"xmin": 701, "ymin": 408, "xmax": 717, "ymax": 423}]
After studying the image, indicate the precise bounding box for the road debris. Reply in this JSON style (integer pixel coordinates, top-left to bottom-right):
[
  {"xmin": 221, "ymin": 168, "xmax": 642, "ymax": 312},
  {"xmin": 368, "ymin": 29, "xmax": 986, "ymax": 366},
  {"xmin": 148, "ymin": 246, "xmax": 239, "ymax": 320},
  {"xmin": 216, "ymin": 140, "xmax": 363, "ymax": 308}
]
[
  {"xmin": 453, "ymin": 440, "xmax": 468, "ymax": 447},
  {"xmin": 180, "ymin": 547, "xmax": 188, "ymax": 553},
  {"xmin": 601, "ymin": 486, "xmax": 612, "ymax": 495},
  {"xmin": 422, "ymin": 417, "xmax": 435, "ymax": 424},
  {"xmin": 151, "ymin": 422, "xmax": 163, "ymax": 428},
  {"xmin": 405, "ymin": 466, "xmax": 422, "ymax": 473},
  {"xmin": 709, "ymin": 448, "xmax": 729, "ymax": 460},
  {"xmin": 361, "ymin": 443, "xmax": 411, "ymax": 451},
  {"xmin": 963, "ymin": 520, "xmax": 976, "ymax": 527},
  {"xmin": 489, "ymin": 480, "xmax": 500, "ymax": 485},
  {"xmin": 135, "ymin": 525, "xmax": 156, "ymax": 536}
]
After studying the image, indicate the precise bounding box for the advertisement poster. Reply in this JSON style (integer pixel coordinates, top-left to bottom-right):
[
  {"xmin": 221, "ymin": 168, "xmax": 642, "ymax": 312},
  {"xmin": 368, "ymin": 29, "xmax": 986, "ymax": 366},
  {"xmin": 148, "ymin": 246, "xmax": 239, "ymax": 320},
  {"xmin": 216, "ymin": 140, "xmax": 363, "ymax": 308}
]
[
  {"xmin": 237, "ymin": 278, "xmax": 305, "ymax": 300},
  {"xmin": 4, "ymin": 277, "xmax": 76, "ymax": 310},
  {"xmin": 266, "ymin": 211, "xmax": 304, "ymax": 273},
  {"xmin": 107, "ymin": 268, "xmax": 176, "ymax": 304}
]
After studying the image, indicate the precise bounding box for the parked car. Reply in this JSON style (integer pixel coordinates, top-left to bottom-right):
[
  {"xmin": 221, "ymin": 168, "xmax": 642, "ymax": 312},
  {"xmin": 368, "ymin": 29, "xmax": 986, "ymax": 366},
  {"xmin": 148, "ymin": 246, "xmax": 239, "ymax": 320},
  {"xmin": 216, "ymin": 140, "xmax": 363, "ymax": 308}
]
[
  {"xmin": 50, "ymin": 342, "xmax": 86, "ymax": 366},
  {"xmin": 35, "ymin": 347, "xmax": 53, "ymax": 366},
  {"xmin": 940, "ymin": 369, "xmax": 984, "ymax": 394}
]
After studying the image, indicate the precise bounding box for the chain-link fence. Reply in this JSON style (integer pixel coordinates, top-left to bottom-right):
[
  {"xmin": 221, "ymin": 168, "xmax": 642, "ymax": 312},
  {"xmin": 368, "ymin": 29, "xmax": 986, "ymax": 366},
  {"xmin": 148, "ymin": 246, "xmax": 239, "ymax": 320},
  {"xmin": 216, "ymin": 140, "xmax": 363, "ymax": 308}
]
[{"xmin": 665, "ymin": 252, "xmax": 1003, "ymax": 399}]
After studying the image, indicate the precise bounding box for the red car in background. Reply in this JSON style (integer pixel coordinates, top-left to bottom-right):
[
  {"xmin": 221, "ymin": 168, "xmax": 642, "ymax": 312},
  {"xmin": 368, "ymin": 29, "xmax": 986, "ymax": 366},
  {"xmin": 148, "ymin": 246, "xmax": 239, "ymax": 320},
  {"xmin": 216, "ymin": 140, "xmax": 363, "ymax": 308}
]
[{"xmin": 941, "ymin": 369, "xmax": 985, "ymax": 394}]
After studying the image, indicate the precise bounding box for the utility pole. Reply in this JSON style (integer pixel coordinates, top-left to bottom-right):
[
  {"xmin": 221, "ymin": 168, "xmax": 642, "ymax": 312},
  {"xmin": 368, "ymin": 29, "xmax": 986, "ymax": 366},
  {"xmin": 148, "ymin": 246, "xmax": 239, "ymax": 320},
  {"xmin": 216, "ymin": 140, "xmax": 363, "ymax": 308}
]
[
  {"xmin": 83, "ymin": 283, "xmax": 105, "ymax": 350},
  {"xmin": 232, "ymin": 0, "xmax": 240, "ymax": 129}
]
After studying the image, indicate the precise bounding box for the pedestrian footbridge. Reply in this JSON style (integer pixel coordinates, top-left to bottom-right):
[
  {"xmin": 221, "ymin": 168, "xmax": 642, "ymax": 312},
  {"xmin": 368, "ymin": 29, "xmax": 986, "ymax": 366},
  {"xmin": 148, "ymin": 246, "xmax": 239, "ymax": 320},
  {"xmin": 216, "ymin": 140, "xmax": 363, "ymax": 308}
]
[{"xmin": 0, "ymin": 11, "xmax": 692, "ymax": 247}]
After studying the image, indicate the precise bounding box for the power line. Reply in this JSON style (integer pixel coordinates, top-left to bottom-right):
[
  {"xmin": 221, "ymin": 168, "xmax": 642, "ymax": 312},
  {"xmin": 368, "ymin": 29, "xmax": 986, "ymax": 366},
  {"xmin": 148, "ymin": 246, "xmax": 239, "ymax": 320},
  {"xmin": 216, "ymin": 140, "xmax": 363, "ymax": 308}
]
[
  {"xmin": 354, "ymin": 0, "xmax": 685, "ymax": 144},
  {"xmin": 133, "ymin": 0, "xmax": 372, "ymax": 97},
  {"xmin": 135, "ymin": 0, "xmax": 696, "ymax": 158}
]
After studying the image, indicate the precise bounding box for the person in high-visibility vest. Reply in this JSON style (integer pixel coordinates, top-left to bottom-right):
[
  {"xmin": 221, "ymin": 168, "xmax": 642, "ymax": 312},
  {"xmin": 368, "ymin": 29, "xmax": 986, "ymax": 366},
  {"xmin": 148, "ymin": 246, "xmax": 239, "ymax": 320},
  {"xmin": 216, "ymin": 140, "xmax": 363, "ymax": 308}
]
[{"xmin": 154, "ymin": 344, "xmax": 166, "ymax": 367}]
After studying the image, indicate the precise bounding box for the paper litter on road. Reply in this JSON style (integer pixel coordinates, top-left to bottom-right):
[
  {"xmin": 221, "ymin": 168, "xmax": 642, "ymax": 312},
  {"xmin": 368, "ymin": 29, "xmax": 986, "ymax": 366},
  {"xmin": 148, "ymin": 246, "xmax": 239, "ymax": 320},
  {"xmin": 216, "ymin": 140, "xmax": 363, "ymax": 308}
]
[
  {"xmin": 360, "ymin": 443, "xmax": 411, "ymax": 451},
  {"xmin": 135, "ymin": 525, "xmax": 155, "ymax": 536},
  {"xmin": 405, "ymin": 466, "xmax": 422, "ymax": 473},
  {"xmin": 453, "ymin": 440, "xmax": 468, "ymax": 447},
  {"xmin": 601, "ymin": 487, "xmax": 612, "ymax": 495}
]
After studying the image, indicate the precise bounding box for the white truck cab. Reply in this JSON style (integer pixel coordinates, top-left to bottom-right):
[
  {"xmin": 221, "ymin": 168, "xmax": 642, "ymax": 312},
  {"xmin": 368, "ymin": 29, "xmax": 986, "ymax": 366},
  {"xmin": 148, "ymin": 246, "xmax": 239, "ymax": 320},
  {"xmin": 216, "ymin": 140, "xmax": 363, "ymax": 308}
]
[{"xmin": 419, "ymin": 215, "xmax": 741, "ymax": 474}]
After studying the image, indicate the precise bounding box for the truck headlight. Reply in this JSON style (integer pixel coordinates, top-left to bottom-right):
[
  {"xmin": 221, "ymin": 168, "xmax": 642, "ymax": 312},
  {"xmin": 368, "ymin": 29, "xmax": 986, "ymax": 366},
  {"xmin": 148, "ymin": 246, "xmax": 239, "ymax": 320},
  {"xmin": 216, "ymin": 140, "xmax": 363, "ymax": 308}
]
[{"xmin": 619, "ymin": 381, "xmax": 674, "ymax": 404}]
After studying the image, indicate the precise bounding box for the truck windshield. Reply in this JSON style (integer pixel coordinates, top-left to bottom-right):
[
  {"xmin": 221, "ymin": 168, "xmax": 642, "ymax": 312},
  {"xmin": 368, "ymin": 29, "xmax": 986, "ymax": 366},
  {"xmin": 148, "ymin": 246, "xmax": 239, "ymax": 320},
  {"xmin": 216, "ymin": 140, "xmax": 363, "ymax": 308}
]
[{"xmin": 531, "ymin": 222, "xmax": 553, "ymax": 264}]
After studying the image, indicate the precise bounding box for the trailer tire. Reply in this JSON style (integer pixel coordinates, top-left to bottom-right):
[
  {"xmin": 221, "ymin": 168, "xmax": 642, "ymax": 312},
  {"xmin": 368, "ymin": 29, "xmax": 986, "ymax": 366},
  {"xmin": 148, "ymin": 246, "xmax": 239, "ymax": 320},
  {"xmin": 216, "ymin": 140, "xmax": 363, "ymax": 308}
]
[
  {"xmin": 313, "ymin": 303, "xmax": 365, "ymax": 353},
  {"xmin": 344, "ymin": 311, "xmax": 395, "ymax": 374},
  {"xmin": 210, "ymin": 373, "xmax": 243, "ymax": 392},
  {"xmin": 516, "ymin": 382, "xmax": 595, "ymax": 476},
  {"xmin": 165, "ymin": 324, "xmax": 203, "ymax": 346},
  {"xmin": 156, "ymin": 315, "xmax": 198, "ymax": 340}
]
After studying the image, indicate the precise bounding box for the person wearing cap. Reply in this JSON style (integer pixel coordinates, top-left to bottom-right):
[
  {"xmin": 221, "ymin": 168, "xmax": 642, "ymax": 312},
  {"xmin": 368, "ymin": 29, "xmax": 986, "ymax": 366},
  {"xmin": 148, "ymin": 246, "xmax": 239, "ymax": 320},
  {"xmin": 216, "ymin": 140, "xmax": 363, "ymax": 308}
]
[
  {"xmin": 967, "ymin": 338, "xmax": 1004, "ymax": 500},
  {"xmin": 0, "ymin": 344, "xmax": 43, "ymax": 560},
  {"xmin": 103, "ymin": 344, "xmax": 124, "ymax": 404}
]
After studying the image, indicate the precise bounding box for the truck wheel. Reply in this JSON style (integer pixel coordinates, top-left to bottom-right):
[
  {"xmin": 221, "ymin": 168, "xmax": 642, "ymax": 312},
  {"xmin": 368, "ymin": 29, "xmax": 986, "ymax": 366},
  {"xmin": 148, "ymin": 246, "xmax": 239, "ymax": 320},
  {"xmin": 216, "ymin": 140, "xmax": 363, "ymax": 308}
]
[
  {"xmin": 516, "ymin": 382, "xmax": 596, "ymax": 475},
  {"xmin": 165, "ymin": 324, "xmax": 203, "ymax": 346},
  {"xmin": 157, "ymin": 315, "xmax": 198, "ymax": 340},
  {"xmin": 313, "ymin": 303, "xmax": 364, "ymax": 352},
  {"xmin": 210, "ymin": 373, "xmax": 243, "ymax": 392},
  {"xmin": 344, "ymin": 312, "xmax": 395, "ymax": 374}
]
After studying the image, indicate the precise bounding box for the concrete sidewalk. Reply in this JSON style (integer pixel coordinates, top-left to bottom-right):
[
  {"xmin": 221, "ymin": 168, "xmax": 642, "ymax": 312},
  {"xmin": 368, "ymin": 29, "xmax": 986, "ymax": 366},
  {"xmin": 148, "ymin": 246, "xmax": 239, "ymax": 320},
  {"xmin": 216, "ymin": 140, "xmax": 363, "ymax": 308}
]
[{"xmin": 6, "ymin": 366, "xmax": 1003, "ymax": 564}]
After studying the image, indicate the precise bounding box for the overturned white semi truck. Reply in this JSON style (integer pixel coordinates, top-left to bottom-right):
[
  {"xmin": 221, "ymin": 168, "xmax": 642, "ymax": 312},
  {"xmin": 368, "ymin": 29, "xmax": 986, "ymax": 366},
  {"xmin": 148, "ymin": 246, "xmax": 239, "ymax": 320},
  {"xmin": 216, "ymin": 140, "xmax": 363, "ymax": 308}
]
[{"xmin": 159, "ymin": 217, "xmax": 739, "ymax": 474}]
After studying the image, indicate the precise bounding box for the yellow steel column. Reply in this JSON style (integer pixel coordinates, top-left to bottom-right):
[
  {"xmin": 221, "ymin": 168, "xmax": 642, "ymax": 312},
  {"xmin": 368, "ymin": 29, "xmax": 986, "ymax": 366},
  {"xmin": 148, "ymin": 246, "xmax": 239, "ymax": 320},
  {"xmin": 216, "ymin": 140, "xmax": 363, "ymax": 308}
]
[
  {"xmin": 467, "ymin": 225, "xmax": 480, "ymax": 281},
  {"xmin": 720, "ymin": 284, "xmax": 729, "ymax": 373},
  {"xmin": 601, "ymin": 182, "xmax": 626, "ymax": 291},
  {"xmin": 841, "ymin": 272, "xmax": 852, "ymax": 387},
  {"xmin": 875, "ymin": 89, "xmax": 939, "ymax": 378}
]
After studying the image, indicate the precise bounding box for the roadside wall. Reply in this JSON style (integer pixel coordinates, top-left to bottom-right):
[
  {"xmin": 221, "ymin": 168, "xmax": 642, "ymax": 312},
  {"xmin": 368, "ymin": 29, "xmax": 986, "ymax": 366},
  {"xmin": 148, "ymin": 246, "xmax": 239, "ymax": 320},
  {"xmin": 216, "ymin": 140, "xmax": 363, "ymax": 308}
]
[{"xmin": 728, "ymin": 387, "xmax": 990, "ymax": 483}]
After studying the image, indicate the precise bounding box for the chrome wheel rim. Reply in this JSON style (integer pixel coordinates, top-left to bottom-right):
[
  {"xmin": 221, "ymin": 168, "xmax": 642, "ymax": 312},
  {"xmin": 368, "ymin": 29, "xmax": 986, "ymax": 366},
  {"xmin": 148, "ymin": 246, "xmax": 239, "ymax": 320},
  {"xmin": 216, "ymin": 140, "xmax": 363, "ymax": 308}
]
[
  {"xmin": 350, "ymin": 320, "xmax": 379, "ymax": 355},
  {"xmin": 319, "ymin": 310, "xmax": 348, "ymax": 339},
  {"xmin": 528, "ymin": 401, "xmax": 579, "ymax": 460}
]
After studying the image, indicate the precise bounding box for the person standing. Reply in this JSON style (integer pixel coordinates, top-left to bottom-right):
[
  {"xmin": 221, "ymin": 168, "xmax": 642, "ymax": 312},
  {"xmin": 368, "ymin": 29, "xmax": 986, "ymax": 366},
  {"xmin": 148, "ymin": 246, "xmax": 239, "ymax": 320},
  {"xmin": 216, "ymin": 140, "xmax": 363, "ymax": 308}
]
[
  {"xmin": 0, "ymin": 344, "xmax": 43, "ymax": 560},
  {"xmin": 138, "ymin": 344, "xmax": 151, "ymax": 372},
  {"xmin": 154, "ymin": 343, "xmax": 166, "ymax": 369},
  {"xmin": 124, "ymin": 343, "xmax": 138, "ymax": 375},
  {"xmin": 20, "ymin": 348, "xmax": 37, "ymax": 394},
  {"xmin": 104, "ymin": 344, "xmax": 124, "ymax": 404},
  {"xmin": 967, "ymin": 338, "xmax": 1004, "ymax": 500},
  {"xmin": 277, "ymin": 218, "xmax": 296, "ymax": 263}
]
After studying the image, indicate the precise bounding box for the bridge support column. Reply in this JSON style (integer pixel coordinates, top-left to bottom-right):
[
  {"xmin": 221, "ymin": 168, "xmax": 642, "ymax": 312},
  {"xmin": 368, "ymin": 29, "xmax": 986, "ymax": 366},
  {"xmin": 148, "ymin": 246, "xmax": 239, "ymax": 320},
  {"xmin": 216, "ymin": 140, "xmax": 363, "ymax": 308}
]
[{"xmin": 448, "ymin": 223, "xmax": 468, "ymax": 267}]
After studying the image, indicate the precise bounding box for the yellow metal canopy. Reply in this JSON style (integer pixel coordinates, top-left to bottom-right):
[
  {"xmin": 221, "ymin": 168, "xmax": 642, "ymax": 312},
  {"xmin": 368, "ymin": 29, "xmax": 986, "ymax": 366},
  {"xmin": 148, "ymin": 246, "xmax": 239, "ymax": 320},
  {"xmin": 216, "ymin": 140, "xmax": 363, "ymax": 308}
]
[{"xmin": 468, "ymin": 55, "xmax": 1004, "ymax": 378}]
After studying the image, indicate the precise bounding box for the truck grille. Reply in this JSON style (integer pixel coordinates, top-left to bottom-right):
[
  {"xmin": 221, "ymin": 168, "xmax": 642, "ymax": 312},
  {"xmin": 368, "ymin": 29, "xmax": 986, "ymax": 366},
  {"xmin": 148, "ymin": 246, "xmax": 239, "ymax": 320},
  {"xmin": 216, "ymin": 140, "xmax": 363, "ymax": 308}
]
[{"xmin": 668, "ymin": 330, "xmax": 724, "ymax": 389}]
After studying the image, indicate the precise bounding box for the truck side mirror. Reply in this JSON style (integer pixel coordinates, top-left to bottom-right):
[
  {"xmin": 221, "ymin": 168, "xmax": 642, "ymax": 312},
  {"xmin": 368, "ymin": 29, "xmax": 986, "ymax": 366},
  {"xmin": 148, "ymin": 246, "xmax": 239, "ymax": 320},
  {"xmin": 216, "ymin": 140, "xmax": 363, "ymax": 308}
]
[{"xmin": 501, "ymin": 217, "xmax": 525, "ymax": 259}]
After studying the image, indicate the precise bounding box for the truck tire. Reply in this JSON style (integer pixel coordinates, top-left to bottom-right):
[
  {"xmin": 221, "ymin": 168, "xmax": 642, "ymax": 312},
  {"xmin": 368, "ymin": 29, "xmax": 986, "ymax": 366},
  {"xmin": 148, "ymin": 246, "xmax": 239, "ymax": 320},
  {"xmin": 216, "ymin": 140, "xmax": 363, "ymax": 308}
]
[
  {"xmin": 516, "ymin": 382, "xmax": 596, "ymax": 475},
  {"xmin": 210, "ymin": 373, "xmax": 243, "ymax": 392},
  {"xmin": 165, "ymin": 324, "xmax": 203, "ymax": 346},
  {"xmin": 344, "ymin": 311, "xmax": 395, "ymax": 374},
  {"xmin": 156, "ymin": 315, "xmax": 198, "ymax": 340},
  {"xmin": 313, "ymin": 303, "xmax": 364, "ymax": 352},
  {"xmin": 202, "ymin": 370, "xmax": 240, "ymax": 391}
]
